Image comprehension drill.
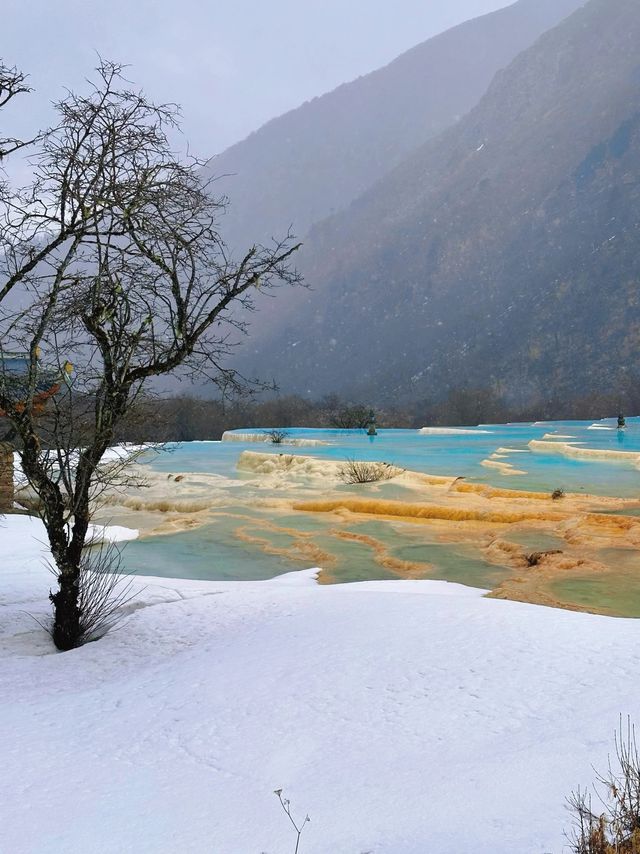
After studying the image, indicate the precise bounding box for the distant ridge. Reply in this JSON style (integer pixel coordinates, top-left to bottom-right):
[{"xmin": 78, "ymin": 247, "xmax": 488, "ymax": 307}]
[
  {"xmin": 208, "ymin": 0, "xmax": 584, "ymax": 254},
  {"xmin": 241, "ymin": 0, "xmax": 640, "ymax": 406}
]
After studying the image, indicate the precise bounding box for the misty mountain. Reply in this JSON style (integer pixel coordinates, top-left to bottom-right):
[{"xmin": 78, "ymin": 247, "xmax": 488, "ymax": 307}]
[
  {"xmin": 209, "ymin": 0, "xmax": 584, "ymax": 254},
  {"xmin": 241, "ymin": 0, "xmax": 640, "ymax": 407}
]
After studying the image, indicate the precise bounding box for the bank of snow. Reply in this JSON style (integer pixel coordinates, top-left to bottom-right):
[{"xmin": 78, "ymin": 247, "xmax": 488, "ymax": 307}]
[
  {"xmin": 1, "ymin": 514, "xmax": 639, "ymax": 853},
  {"xmin": 222, "ymin": 431, "xmax": 329, "ymax": 447},
  {"xmin": 419, "ymin": 426, "xmax": 493, "ymax": 435},
  {"xmin": 529, "ymin": 439, "xmax": 640, "ymax": 466},
  {"xmin": 86, "ymin": 523, "xmax": 139, "ymax": 544}
]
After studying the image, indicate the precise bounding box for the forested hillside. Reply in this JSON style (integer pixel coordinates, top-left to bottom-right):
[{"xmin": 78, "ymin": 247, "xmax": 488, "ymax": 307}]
[{"xmin": 242, "ymin": 0, "xmax": 640, "ymax": 407}]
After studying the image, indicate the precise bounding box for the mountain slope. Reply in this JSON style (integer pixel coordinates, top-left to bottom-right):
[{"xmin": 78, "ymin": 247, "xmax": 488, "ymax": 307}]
[
  {"xmin": 244, "ymin": 0, "xmax": 640, "ymax": 405},
  {"xmin": 209, "ymin": 0, "xmax": 584, "ymax": 253}
]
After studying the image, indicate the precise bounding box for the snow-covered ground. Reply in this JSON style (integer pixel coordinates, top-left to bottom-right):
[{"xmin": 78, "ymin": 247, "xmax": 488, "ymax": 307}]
[{"xmin": 1, "ymin": 514, "xmax": 639, "ymax": 853}]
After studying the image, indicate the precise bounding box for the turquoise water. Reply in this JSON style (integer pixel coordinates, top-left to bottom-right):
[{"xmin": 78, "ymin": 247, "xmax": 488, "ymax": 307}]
[
  {"xmin": 502, "ymin": 530, "xmax": 566, "ymax": 552},
  {"xmin": 120, "ymin": 419, "xmax": 640, "ymax": 595},
  {"xmin": 124, "ymin": 519, "xmax": 310, "ymax": 581},
  {"xmin": 146, "ymin": 418, "xmax": 640, "ymax": 497},
  {"xmin": 390, "ymin": 542, "xmax": 509, "ymax": 589},
  {"xmin": 550, "ymin": 548, "xmax": 640, "ymax": 617}
]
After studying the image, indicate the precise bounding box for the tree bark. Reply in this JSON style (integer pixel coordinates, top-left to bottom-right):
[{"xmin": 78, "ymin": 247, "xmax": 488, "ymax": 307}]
[
  {"xmin": 18, "ymin": 430, "xmax": 86, "ymax": 649},
  {"xmin": 0, "ymin": 442, "xmax": 13, "ymax": 512},
  {"xmin": 50, "ymin": 561, "xmax": 81, "ymax": 651}
]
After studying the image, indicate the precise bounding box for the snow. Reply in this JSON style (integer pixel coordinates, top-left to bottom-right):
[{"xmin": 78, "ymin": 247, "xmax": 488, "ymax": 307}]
[
  {"xmin": 86, "ymin": 523, "xmax": 139, "ymax": 544},
  {"xmin": 529, "ymin": 439, "xmax": 640, "ymax": 465},
  {"xmin": 12, "ymin": 445, "xmax": 149, "ymax": 492},
  {"xmin": 480, "ymin": 457, "xmax": 527, "ymax": 476},
  {"xmin": 100, "ymin": 443, "xmax": 152, "ymax": 463},
  {"xmin": 419, "ymin": 426, "xmax": 493, "ymax": 435},
  {"xmin": 12, "ymin": 451, "xmax": 27, "ymax": 489},
  {"xmin": 222, "ymin": 431, "xmax": 328, "ymax": 447},
  {"xmin": 2, "ymin": 513, "xmax": 639, "ymax": 853}
]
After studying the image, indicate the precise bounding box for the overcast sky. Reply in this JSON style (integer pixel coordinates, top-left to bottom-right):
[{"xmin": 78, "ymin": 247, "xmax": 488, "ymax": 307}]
[{"xmin": 4, "ymin": 0, "xmax": 511, "ymax": 158}]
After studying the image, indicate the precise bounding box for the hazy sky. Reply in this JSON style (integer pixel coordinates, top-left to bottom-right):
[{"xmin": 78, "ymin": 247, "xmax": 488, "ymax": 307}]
[{"xmin": 4, "ymin": 0, "xmax": 511, "ymax": 158}]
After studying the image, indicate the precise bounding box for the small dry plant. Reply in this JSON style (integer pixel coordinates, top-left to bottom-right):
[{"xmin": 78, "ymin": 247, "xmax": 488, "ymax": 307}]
[
  {"xmin": 567, "ymin": 718, "xmax": 640, "ymax": 853},
  {"xmin": 338, "ymin": 458, "xmax": 401, "ymax": 484},
  {"xmin": 46, "ymin": 540, "xmax": 136, "ymax": 646},
  {"xmin": 274, "ymin": 789, "xmax": 309, "ymax": 854},
  {"xmin": 552, "ymin": 488, "xmax": 566, "ymax": 500},
  {"xmin": 265, "ymin": 430, "xmax": 289, "ymax": 445}
]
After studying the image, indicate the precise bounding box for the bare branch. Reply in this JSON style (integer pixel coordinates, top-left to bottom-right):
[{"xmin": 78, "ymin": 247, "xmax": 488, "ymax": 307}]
[{"xmin": 0, "ymin": 61, "xmax": 33, "ymax": 159}]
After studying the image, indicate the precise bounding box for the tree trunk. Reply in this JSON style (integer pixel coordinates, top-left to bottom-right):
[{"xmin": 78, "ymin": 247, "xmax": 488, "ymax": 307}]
[
  {"xmin": 50, "ymin": 561, "xmax": 82, "ymax": 651},
  {"xmin": 17, "ymin": 431, "xmax": 88, "ymax": 650},
  {"xmin": 49, "ymin": 514, "xmax": 89, "ymax": 651},
  {"xmin": 0, "ymin": 442, "xmax": 13, "ymax": 512}
]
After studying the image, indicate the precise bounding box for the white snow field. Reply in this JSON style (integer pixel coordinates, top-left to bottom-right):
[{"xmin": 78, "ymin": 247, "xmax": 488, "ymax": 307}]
[{"xmin": 1, "ymin": 514, "xmax": 639, "ymax": 854}]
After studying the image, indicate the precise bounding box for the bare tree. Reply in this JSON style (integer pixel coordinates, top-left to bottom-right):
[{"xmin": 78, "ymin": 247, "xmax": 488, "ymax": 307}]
[
  {"xmin": 0, "ymin": 61, "xmax": 301, "ymax": 650},
  {"xmin": 0, "ymin": 57, "xmax": 142, "ymax": 308},
  {"xmin": 0, "ymin": 61, "xmax": 34, "ymax": 161},
  {"xmin": 329, "ymin": 404, "xmax": 372, "ymax": 430}
]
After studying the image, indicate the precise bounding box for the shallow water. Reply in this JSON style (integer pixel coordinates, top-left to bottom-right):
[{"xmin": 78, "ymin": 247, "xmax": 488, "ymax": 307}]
[
  {"xmin": 148, "ymin": 419, "xmax": 640, "ymax": 497},
  {"xmin": 550, "ymin": 576, "xmax": 640, "ymax": 618},
  {"xmin": 502, "ymin": 530, "xmax": 566, "ymax": 552},
  {"xmin": 119, "ymin": 420, "xmax": 640, "ymax": 615},
  {"xmin": 389, "ymin": 542, "xmax": 508, "ymax": 589},
  {"xmin": 125, "ymin": 519, "xmax": 310, "ymax": 581}
]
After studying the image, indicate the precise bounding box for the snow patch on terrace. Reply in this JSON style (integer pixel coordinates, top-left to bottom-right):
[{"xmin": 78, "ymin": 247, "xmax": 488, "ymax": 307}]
[
  {"xmin": 2, "ymin": 513, "xmax": 639, "ymax": 853},
  {"xmin": 13, "ymin": 444, "xmax": 150, "ymax": 491},
  {"xmin": 86, "ymin": 523, "xmax": 139, "ymax": 544},
  {"xmin": 480, "ymin": 458, "xmax": 527, "ymax": 476},
  {"xmin": 237, "ymin": 449, "xmax": 342, "ymax": 480},
  {"xmin": 222, "ymin": 431, "xmax": 328, "ymax": 447},
  {"xmin": 419, "ymin": 426, "xmax": 493, "ymax": 435},
  {"xmin": 101, "ymin": 443, "xmax": 151, "ymax": 463},
  {"xmin": 529, "ymin": 439, "xmax": 640, "ymax": 466}
]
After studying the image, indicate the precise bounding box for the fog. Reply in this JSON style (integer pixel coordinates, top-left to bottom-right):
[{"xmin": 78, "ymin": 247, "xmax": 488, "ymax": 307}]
[{"xmin": 4, "ymin": 0, "xmax": 511, "ymax": 158}]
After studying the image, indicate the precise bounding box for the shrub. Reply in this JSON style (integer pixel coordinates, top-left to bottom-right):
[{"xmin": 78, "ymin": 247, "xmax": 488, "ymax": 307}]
[
  {"xmin": 552, "ymin": 488, "xmax": 565, "ymax": 500},
  {"xmin": 46, "ymin": 541, "xmax": 135, "ymax": 646},
  {"xmin": 265, "ymin": 429, "xmax": 289, "ymax": 445},
  {"xmin": 567, "ymin": 718, "xmax": 640, "ymax": 853},
  {"xmin": 338, "ymin": 458, "xmax": 401, "ymax": 484}
]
